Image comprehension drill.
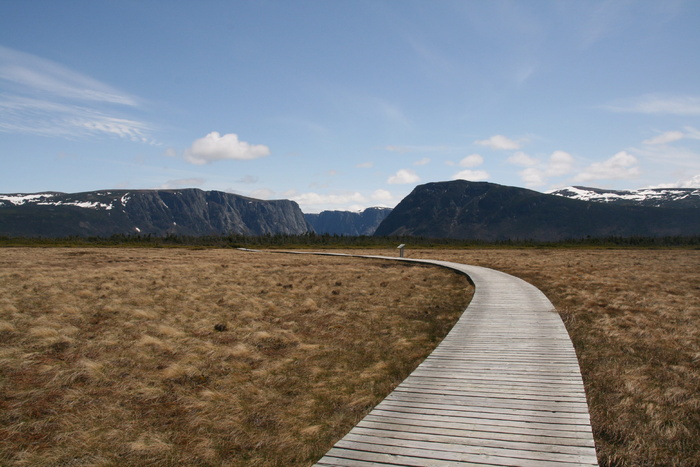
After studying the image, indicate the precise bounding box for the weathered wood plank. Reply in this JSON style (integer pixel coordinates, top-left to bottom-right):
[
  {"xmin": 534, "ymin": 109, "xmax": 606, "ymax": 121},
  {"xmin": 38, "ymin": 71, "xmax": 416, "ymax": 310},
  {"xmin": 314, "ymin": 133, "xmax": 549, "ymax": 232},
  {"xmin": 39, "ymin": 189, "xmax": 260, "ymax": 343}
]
[
  {"xmin": 361, "ymin": 412, "xmax": 595, "ymax": 440},
  {"xmin": 311, "ymin": 256, "xmax": 598, "ymax": 466},
  {"xmin": 351, "ymin": 425, "xmax": 597, "ymax": 456},
  {"xmin": 340, "ymin": 432, "xmax": 599, "ymax": 464},
  {"xmin": 377, "ymin": 399, "xmax": 593, "ymax": 423},
  {"xmin": 358, "ymin": 416, "xmax": 597, "ymax": 448},
  {"xmin": 375, "ymin": 401, "xmax": 593, "ymax": 426}
]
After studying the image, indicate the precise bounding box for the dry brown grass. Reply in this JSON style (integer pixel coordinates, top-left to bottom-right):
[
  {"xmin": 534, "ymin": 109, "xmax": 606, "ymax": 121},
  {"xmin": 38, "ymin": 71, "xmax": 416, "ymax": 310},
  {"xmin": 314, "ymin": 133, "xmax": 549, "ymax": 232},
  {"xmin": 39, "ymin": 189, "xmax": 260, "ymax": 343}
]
[
  {"xmin": 357, "ymin": 248, "xmax": 697, "ymax": 467},
  {"xmin": 0, "ymin": 248, "xmax": 471, "ymax": 466},
  {"xmin": 3, "ymin": 246, "xmax": 697, "ymax": 466}
]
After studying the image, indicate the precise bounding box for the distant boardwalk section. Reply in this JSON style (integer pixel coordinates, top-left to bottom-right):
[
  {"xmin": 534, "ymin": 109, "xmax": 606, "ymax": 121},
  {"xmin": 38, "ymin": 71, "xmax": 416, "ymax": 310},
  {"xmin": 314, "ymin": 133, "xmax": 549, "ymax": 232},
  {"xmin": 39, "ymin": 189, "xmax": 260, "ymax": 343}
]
[{"xmin": 315, "ymin": 257, "xmax": 598, "ymax": 466}]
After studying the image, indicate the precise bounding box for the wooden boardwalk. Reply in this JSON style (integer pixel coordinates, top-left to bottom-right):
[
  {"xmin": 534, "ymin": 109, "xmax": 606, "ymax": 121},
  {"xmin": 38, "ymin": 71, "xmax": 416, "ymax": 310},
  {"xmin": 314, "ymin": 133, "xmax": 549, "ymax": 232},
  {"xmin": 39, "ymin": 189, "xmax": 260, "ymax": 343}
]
[{"xmin": 313, "ymin": 256, "xmax": 598, "ymax": 466}]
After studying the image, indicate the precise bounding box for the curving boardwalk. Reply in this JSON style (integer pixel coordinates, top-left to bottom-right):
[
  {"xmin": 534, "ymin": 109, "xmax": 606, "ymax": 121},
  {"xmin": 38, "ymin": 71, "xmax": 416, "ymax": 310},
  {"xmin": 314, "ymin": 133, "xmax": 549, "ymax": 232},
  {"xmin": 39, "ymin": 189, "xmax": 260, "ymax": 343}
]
[{"xmin": 313, "ymin": 256, "xmax": 598, "ymax": 466}]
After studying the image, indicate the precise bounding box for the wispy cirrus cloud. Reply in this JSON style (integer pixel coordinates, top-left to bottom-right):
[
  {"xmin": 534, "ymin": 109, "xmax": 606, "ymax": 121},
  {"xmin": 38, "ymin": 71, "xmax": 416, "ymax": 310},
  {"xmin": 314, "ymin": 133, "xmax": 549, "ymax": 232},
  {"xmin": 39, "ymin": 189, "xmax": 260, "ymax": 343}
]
[
  {"xmin": 0, "ymin": 45, "xmax": 139, "ymax": 106},
  {"xmin": 642, "ymin": 127, "xmax": 700, "ymax": 145},
  {"xmin": 0, "ymin": 45, "xmax": 155, "ymax": 142},
  {"xmin": 643, "ymin": 130, "xmax": 685, "ymax": 145},
  {"xmin": 604, "ymin": 94, "xmax": 700, "ymax": 115},
  {"xmin": 0, "ymin": 95, "xmax": 155, "ymax": 142}
]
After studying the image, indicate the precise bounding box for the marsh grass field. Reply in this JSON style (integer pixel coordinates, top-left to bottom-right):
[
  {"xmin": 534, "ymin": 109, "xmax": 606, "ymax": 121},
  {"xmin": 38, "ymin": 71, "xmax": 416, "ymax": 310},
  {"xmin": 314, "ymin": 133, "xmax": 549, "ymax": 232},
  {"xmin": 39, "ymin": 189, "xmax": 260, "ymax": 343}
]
[
  {"xmin": 1, "ymin": 247, "xmax": 699, "ymax": 466},
  {"xmin": 0, "ymin": 248, "xmax": 470, "ymax": 466}
]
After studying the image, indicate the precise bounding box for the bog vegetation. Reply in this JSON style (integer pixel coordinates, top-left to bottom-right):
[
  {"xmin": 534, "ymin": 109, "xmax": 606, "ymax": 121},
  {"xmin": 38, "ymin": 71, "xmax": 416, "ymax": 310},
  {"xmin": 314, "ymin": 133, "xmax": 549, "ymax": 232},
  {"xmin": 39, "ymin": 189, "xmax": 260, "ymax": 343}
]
[
  {"xmin": 0, "ymin": 248, "xmax": 470, "ymax": 466},
  {"xmin": 1, "ymin": 245, "xmax": 698, "ymax": 466}
]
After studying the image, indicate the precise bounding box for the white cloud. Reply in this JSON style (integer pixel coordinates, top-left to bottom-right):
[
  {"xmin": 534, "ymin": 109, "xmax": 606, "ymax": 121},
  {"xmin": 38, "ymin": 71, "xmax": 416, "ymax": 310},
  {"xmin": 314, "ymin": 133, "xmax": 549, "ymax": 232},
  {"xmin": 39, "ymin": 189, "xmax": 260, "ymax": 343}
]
[
  {"xmin": 283, "ymin": 188, "xmax": 398, "ymax": 212},
  {"xmin": 452, "ymin": 169, "xmax": 489, "ymax": 181},
  {"xmin": 605, "ymin": 94, "xmax": 700, "ymax": 115},
  {"xmin": 458, "ymin": 154, "xmax": 484, "ymax": 167},
  {"xmin": 387, "ymin": 168, "xmax": 420, "ymax": 184},
  {"xmin": 547, "ymin": 150, "xmax": 575, "ymax": 176},
  {"xmin": 475, "ymin": 135, "xmax": 521, "ymax": 150},
  {"xmin": 678, "ymin": 174, "xmax": 700, "ymax": 188},
  {"xmin": 573, "ymin": 151, "xmax": 641, "ymax": 182},
  {"xmin": 649, "ymin": 173, "xmax": 700, "ymax": 189},
  {"xmin": 289, "ymin": 191, "xmax": 367, "ymax": 205},
  {"xmin": 414, "ymin": 157, "xmax": 431, "ymax": 166},
  {"xmin": 371, "ymin": 189, "xmax": 394, "ymax": 202},
  {"xmin": 287, "ymin": 190, "xmax": 369, "ymax": 212},
  {"xmin": 507, "ymin": 151, "xmax": 538, "ymax": 166},
  {"xmin": 356, "ymin": 161, "xmax": 374, "ymax": 168},
  {"xmin": 184, "ymin": 132, "xmax": 270, "ymax": 165},
  {"xmin": 519, "ymin": 167, "xmax": 546, "ymax": 187},
  {"xmin": 643, "ymin": 131, "xmax": 685, "ymax": 145},
  {"xmin": 513, "ymin": 150, "xmax": 576, "ymax": 187}
]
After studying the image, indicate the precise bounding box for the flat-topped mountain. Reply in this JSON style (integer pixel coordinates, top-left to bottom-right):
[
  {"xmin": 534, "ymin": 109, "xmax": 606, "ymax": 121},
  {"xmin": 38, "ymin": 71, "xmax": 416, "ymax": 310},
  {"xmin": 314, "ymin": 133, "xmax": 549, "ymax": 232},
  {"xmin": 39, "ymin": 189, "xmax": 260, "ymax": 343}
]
[
  {"xmin": 304, "ymin": 207, "xmax": 392, "ymax": 236},
  {"xmin": 374, "ymin": 180, "xmax": 699, "ymax": 241},
  {"xmin": 0, "ymin": 189, "xmax": 312, "ymax": 237}
]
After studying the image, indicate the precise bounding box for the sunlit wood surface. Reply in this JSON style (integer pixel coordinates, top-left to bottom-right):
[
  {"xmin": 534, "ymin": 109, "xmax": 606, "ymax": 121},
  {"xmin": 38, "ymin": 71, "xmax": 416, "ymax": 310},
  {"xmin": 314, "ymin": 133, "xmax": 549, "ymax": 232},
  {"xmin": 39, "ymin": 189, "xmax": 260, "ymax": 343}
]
[{"xmin": 314, "ymin": 257, "xmax": 598, "ymax": 466}]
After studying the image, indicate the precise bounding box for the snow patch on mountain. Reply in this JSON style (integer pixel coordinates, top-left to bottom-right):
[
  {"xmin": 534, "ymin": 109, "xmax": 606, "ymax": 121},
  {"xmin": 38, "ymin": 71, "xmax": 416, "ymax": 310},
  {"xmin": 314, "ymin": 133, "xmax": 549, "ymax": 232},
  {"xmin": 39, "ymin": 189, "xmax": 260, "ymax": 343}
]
[
  {"xmin": 548, "ymin": 186, "xmax": 700, "ymax": 208},
  {"xmin": 0, "ymin": 193, "xmax": 58, "ymax": 206},
  {"xmin": 0, "ymin": 193, "xmax": 114, "ymax": 210}
]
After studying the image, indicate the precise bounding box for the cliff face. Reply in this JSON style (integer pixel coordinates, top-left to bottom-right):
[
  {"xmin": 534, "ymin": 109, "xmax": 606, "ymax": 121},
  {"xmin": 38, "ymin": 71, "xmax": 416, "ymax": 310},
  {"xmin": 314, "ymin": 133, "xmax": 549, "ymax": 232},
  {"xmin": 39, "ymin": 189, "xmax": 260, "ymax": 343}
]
[
  {"xmin": 374, "ymin": 180, "xmax": 700, "ymax": 241},
  {"xmin": 304, "ymin": 207, "xmax": 392, "ymax": 235},
  {"xmin": 0, "ymin": 189, "xmax": 312, "ymax": 237}
]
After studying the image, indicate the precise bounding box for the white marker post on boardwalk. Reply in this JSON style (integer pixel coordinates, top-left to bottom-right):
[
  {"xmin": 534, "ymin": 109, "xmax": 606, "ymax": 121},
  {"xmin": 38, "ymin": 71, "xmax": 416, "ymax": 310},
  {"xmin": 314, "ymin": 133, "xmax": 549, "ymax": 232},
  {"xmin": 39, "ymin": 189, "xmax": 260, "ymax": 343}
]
[{"xmin": 397, "ymin": 244, "xmax": 405, "ymax": 258}]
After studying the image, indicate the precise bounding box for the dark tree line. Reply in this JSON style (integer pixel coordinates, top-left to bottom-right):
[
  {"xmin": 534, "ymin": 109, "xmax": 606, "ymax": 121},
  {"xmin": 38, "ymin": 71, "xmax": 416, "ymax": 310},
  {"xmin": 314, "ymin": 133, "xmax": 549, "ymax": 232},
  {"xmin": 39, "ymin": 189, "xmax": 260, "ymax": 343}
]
[{"xmin": 1, "ymin": 232, "xmax": 698, "ymax": 249}]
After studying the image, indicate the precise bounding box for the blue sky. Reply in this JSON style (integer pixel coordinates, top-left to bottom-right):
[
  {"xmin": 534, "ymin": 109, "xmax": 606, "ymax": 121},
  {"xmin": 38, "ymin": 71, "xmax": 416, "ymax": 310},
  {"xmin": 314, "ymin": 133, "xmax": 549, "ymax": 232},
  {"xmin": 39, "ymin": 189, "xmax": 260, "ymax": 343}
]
[{"xmin": 1, "ymin": 0, "xmax": 699, "ymax": 212}]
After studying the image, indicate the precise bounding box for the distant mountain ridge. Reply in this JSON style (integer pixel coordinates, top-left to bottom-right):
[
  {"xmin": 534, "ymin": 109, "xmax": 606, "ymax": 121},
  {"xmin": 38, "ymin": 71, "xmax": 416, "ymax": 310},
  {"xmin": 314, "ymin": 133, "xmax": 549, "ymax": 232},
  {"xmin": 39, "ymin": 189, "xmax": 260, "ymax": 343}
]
[
  {"xmin": 304, "ymin": 207, "xmax": 392, "ymax": 235},
  {"xmin": 3, "ymin": 182, "xmax": 699, "ymax": 240},
  {"xmin": 0, "ymin": 189, "xmax": 311, "ymax": 237},
  {"xmin": 374, "ymin": 180, "xmax": 699, "ymax": 241},
  {"xmin": 549, "ymin": 186, "xmax": 700, "ymax": 208}
]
